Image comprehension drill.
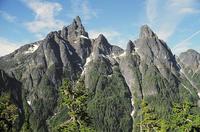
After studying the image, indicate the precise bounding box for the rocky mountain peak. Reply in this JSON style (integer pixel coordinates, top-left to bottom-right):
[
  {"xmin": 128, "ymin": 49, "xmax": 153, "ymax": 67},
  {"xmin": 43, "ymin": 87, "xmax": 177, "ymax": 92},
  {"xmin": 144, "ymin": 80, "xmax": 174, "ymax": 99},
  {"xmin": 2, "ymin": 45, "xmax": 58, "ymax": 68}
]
[
  {"xmin": 179, "ymin": 49, "xmax": 200, "ymax": 70},
  {"xmin": 61, "ymin": 16, "xmax": 88, "ymax": 41},
  {"xmin": 126, "ymin": 40, "xmax": 135, "ymax": 53},
  {"xmin": 139, "ymin": 25, "xmax": 157, "ymax": 39},
  {"xmin": 73, "ymin": 16, "xmax": 82, "ymax": 26},
  {"xmin": 96, "ymin": 34, "xmax": 108, "ymax": 43},
  {"xmin": 92, "ymin": 34, "xmax": 112, "ymax": 57}
]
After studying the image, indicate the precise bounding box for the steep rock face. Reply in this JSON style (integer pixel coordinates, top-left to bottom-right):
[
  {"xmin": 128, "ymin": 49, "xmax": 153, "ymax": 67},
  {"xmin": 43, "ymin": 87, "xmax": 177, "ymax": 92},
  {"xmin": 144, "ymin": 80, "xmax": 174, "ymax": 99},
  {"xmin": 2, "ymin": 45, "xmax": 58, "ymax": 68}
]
[
  {"xmin": 126, "ymin": 40, "xmax": 135, "ymax": 53},
  {"xmin": 135, "ymin": 25, "xmax": 179, "ymax": 77},
  {"xmin": 0, "ymin": 17, "xmax": 92, "ymax": 131},
  {"xmin": 179, "ymin": 49, "xmax": 200, "ymax": 72},
  {"xmin": 117, "ymin": 25, "xmax": 198, "ymax": 130},
  {"xmin": 178, "ymin": 49, "xmax": 200, "ymax": 92},
  {"xmin": 60, "ymin": 16, "xmax": 91, "ymax": 63},
  {"xmin": 120, "ymin": 25, "xmax": 181, "ymax": 97}
]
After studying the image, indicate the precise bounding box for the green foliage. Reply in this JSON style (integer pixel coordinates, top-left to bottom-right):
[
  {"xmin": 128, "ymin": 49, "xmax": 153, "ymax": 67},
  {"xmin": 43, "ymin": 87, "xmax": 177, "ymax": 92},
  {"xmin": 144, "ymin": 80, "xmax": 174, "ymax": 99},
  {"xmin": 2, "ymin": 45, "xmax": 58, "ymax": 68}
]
[
  {"xmin": 47, "ymin": 107, "xmax": 69, "ymax": 131},
  {"xmin": 87, "ymin": 64, "xmax": 133, "ymax": 132},
  {"xmin": 0, "ymin": 93, "xmax": 18, "ymax": 131},
  {"xmin": 57, "ymin": 79, "xmax": 94, "ymax": 132},
  {"xmin": 169, "ymin": 101, "xmax": 200, "ymax": 131},
  {"xmin": 138, "ymin": 100, "xmax": 200, "ymax": 132},
  {"xmin": 138, "ymin": 100, "xmax": 160, "ymax": 131}
]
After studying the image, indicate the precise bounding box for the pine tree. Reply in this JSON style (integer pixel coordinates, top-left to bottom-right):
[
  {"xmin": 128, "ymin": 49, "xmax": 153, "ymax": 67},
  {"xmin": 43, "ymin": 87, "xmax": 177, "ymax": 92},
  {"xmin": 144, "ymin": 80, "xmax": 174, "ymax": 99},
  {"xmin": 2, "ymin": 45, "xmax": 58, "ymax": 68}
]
[
  {"xmin": 0, "ymin": 94, "xmax": 18, "ymax": 131},
  {"xmin": 169, "ymin": 101, "xmax": 200, "ymax": 131},
  {"xmin": 57, "ymin": 79, "xmax": 94, "ymax": 132},
  {"xmin": 138, "ymin": 100, "xmax": 160, "ymax": 132}
]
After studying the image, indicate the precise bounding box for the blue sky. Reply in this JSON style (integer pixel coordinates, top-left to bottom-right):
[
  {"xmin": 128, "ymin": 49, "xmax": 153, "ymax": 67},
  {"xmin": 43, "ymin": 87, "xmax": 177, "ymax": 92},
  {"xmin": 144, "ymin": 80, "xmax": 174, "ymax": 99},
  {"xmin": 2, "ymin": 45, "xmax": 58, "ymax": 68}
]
[{"xmin": 0, "ymin": 0, "xmax": 200, "ymax": 56}]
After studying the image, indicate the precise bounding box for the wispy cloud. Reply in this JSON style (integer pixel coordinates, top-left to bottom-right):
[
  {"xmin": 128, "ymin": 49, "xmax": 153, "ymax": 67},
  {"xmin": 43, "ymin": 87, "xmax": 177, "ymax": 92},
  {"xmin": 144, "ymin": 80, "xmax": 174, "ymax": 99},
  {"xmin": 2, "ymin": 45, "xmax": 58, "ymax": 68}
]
[
  {"xmin": 0, "ymin": 37, "xmax": 22, "ymax": 56},
  {"xmin": 146, "ymin": 0, "xmax": 157, "ymax": 23},
  {"xmin": 173, "ymin": 29, "xmax": 200, "ymax": 54},
  {"xmin": 70, "ymin": 0, "xmax": 97, "ymax": 20},
  {"xmin": 0, "ymin": 10, "xmax": 16, "ymax": 22},
  {"xmin": 146, "ymin": 0, "xmax": 200, "ymax": 41},
  {"xmin": 23, "ymin": 0, "xmax": 64, "ymax": 38},
  {"xmin": 178, "ymin": 7, "xmax": 200, "ymax": 14}
]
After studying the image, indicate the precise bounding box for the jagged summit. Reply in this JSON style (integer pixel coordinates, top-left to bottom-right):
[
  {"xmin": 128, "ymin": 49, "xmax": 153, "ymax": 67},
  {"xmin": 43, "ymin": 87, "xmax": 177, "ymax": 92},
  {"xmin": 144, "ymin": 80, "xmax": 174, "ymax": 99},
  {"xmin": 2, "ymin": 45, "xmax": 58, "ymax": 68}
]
[
  {"xmin": 73, "ymin": 16, "xmax": 82, "ymax": 26},
  {"xmin": 92, "ymin": 34, "xmax": 112, "ymax": 56},
  {"xmin": 96, "ymin": 34, "xmax": 109, "ymax": 43},
  {"xmin": 179, "ymin": 49, "xmax": 200, "ymax": 70},
  {"xmin": 126, "ymin": 40, "xmax": 135, "ymax": 53},
  {"xmin": 139, "ymin": 25, "xmax": 157, "ymax": 39},
  {"xmin": 185, "ymin": 49, "xmax": 200, "ymax": 54},
  {"xmin": 60, "ymin": 16, "xmax": 89, "ymax": 43}
]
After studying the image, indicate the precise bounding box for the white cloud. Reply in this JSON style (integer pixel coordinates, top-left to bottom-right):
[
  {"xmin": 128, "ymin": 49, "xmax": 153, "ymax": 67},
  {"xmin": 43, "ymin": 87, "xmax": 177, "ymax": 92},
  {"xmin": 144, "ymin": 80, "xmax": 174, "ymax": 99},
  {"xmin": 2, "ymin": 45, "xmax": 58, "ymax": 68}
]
[
  {"xmin": 178, "ymin": 7, "xmax": 200, "ymax": 14},
  {"xmin": 146, "ymin": 0, "xmax": 200, "ymax": 41},
  {"xmin": 0, "ymin": 10, "xmax": 16, "ymax": 22},
  {"xmin": 146, "ymin": 0, "xmax": 157, "ymax": 23},
  {"xmin": 23, "ymin": 0, "xmax": 64, "ymax": 37},
  {"xmin": 0, "ymin": 37, "xmax": 22, "ymax": 56},
  {"xmin": 70, "ymin": 0, "xmax": 97, "ymax": 20}
]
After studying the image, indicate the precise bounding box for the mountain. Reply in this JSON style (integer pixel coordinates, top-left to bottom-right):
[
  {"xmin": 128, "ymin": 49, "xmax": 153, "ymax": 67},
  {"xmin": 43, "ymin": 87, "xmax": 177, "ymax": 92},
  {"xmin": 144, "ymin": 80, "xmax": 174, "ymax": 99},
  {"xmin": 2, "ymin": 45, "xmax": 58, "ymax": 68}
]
[
  {"xmin": 0, "ymin": 16, "xmax": 199, "ymax": 132},
  {"xmin": 178, "ymin": 49, "xmax": 200, "ymax": 105}
]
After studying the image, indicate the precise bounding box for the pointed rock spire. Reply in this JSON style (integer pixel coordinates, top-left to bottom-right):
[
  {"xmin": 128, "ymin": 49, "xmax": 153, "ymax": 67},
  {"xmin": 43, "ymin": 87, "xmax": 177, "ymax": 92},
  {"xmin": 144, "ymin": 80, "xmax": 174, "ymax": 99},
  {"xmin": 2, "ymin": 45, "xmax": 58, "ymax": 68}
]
[
  {"xmin": 61, "ymin": 16, "xmax": 88, "ymax": 41},
  {"xmin": 96, "ymin": 34, "xmax": 108, "ymax": 44},
  {"xmin": 126, "ymin": 40, "xmax": 135, "ymax": 53},
  {"xmin": 73, "ymin": 16, "xmax": 82, "ymax": 26},
  {"xmin": 139, "ymin": 25, "xmax": 157, "ymax": 39},
  {"xmin": 93, "ymin": 34, "xmax": 112, "ymax": 56}
]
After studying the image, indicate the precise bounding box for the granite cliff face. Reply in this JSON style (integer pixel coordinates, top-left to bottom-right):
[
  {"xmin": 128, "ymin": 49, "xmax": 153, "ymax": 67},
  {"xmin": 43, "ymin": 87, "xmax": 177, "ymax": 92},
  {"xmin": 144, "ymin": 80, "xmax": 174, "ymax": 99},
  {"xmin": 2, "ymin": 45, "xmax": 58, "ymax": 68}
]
[
  {"xmin": 178, "ymin": 49, "xmax": 200, "ymax": 105},
  {"xmin": 0, "ymin": 17, "xmax": 199, "ymax": 132}
]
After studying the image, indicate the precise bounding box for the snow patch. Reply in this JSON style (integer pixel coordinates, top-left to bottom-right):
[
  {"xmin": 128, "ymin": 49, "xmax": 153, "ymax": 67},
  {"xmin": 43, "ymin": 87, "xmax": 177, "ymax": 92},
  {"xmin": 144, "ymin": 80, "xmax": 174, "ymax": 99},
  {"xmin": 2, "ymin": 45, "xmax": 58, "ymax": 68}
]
[
  {"xmin": 198, "ymin": 92, "xmax": 200, "ymax": 98},
  {"xmin": 81, "ymin": 68, "xmax": 86, "ymax": 76},
  {"xmin": 74, "ymin": 40, "xmax": 78, "ymax": 44},
  {"xmin": 85, "ymin": 57, "xmax": 92, "ymax": 66},
  {"xmin": 131, "ymin": 52, "xmax": 136, "ymax": 55},
  {"xmin": 135, "ymin": 47, "xmax": 139, "ymax": 52},
  {"xmin": 24, "ymin": 44, "xmax": 39, "ymax": 54},
  {"xmin": 108, "ymin": 74, "xmax": 112, "ymax": 78},
  {"xmin": 85, "ymin": 53, "xmax": 93, "ymax": 66},
  {"xmin": 119, "ymin": 52, "xmax": 126, "ymax": 57},
  {"xmin": 180, "ymin": 69, "xmax": 183, "ymax": 73},
  {"xmin": 27, "ymin": 100, "xmax": 31, "ymax": 105},
  {"xmin": 81, "ymin": 53, "xmax": 94, "ymax": 76},
  {"xmin": 78, "ymin": 63, "xmax": 83, "ymax": 70},
  {"xmin": 111, "ymin": 53, "xmax": 118, "ymax": 59},
  {"xmin": 80, "ymin": 35, "xmax": 89, "ymax": 39},
  {"xmin": 130, "ymin": 98, "xmax": 135, "ymax": 117}
]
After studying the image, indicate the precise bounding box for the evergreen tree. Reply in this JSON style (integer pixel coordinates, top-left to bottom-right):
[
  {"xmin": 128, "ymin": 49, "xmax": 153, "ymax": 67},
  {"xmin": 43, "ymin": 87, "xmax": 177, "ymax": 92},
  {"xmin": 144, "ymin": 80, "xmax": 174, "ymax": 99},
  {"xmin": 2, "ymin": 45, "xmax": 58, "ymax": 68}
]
[
  {"xmin": 138, "ymin": 100, "xmax": 160, "ymax": 132},
  {"xmin": 57, "ymin": 79, "xmax": 94, "ymax": 132},
  {"xmin": 0, "ymin": 94, "xmax": 18, "ymax": 131},
  {"xmin": 169, "ymin": 101, "xmax": 200, "ymax": 131},
  {"xmin": 138, "ymin": 100, "xmax": 200, "ymax": 132}
]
